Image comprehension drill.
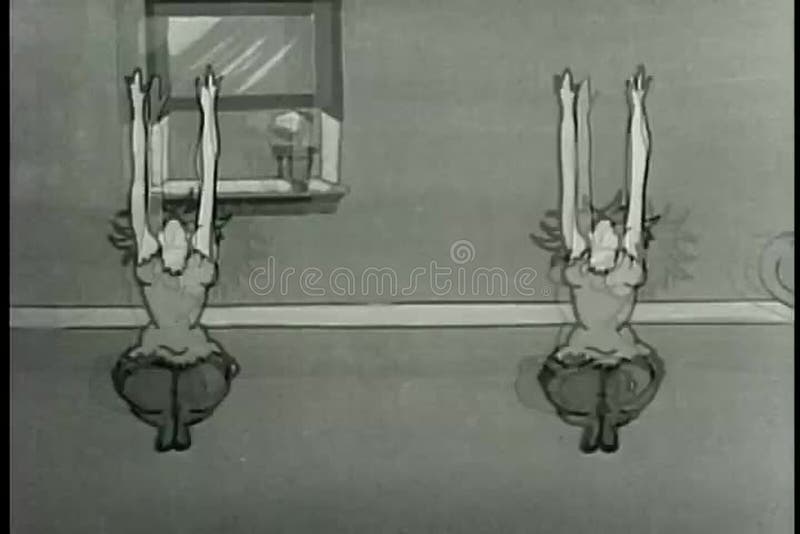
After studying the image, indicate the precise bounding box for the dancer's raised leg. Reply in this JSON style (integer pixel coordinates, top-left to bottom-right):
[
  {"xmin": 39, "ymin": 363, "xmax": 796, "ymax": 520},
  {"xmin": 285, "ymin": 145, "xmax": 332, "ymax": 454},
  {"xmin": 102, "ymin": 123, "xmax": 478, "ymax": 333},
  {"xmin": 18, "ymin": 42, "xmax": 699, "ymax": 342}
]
[
  {"xmin": 623, "ymin": 67, "xmax": 652, "ymax": 258},
  {"xmin": 575, "ymin": 78, "xmax": 593, "ymax": 245},
  {"xmin": 557, "ymin": 70, "xmax": 585, "ymax": 258},
  {"xmin": 126, "ymin": 69, "xmax": 159, "ymax": 262},
  {"xmin": 193, "ymin": 66, "xmax": 221, "ymax": 259}
]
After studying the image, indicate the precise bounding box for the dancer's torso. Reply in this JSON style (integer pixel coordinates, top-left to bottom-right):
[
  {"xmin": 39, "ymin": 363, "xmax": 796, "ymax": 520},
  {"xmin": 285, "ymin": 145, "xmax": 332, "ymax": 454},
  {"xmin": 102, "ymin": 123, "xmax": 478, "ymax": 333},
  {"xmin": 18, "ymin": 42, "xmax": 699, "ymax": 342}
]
[
  {"xmin": 563, "ymin": 256, "xmax": 643, "ymax": 330},
  {"xmin": 136, "ymin": 252, "xmax": 217, "ymax": 329}
]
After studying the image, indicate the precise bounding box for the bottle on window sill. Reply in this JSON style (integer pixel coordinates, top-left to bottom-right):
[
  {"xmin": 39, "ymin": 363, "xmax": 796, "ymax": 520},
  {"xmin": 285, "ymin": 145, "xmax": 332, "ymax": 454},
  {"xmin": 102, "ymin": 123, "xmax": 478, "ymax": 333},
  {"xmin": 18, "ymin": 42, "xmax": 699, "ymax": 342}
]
[{"xmin": 269, "ymin": 110, "xmax": 317, "ymax": 191}]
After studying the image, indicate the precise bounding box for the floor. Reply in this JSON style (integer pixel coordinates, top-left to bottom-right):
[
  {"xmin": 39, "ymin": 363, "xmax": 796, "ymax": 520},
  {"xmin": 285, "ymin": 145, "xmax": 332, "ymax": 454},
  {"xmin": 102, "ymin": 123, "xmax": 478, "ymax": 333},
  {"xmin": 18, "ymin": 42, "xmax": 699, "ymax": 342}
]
[{"xmin": 10, "ymin": 325, "xmax": 794, "ymax": 534}]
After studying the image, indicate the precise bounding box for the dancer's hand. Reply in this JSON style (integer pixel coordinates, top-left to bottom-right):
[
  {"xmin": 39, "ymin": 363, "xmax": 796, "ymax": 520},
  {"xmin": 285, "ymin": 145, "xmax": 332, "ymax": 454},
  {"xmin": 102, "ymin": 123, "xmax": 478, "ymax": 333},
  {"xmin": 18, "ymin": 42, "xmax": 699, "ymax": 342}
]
[
  {"xmin": 126, "ymin": 69, "xmax": 146, "ymax": 113},
  {"xmin": 558, "ymin": 69, "xmax": 576, "ymax": 104},
  {"xmin": 204, "ymin": 65, "xmax": 221, "ymax": 95},
  {"xmin": 198, "ymin": 66, "xmax": 221, "ymax": 152},
  {"xmin": 627, "ymin": 65, "xmax": 652, "ymax": 108},
  {"xmin": 198, "ymin": 66, "xmax": 221, "ymax": 105}
]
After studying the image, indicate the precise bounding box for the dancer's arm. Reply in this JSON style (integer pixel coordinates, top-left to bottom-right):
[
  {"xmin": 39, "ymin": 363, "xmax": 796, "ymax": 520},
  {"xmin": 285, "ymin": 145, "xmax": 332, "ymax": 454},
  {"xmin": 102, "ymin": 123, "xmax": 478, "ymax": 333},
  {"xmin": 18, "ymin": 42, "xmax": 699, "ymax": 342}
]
[
  {"xmin": 558, "ymin": 70, "xmax": 578, "ymax": 255},
  {"xmin": 193, "ymin": 67, "xmax": 221, "ymax": 259},
  {"xmin": 127, "ymin": 69, "xmax": 158, "ymax": 262},
  {"xmin": 623, "ymin": 67, "xmax": 652, "ymax": 258}
]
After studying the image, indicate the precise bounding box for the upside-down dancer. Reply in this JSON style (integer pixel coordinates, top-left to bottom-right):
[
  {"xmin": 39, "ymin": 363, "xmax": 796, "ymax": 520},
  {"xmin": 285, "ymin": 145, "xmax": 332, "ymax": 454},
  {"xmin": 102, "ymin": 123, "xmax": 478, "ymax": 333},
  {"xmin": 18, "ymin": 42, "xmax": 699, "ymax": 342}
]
[
  {"xmin": 551, "ymin": 66, "xmax": 654, "ymax": 366},
  {"xmin": 120, "ymin": 67, "xmax": 238, "ymax": 375}
]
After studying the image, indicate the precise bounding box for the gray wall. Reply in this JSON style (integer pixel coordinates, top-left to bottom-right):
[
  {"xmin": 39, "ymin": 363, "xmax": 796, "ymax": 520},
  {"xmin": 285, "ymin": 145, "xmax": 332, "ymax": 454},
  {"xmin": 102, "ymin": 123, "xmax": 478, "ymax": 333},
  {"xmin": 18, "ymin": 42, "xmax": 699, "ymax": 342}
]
[
  {"xmin": 11, "ymin": 0, "xmax": 134, "ymax": 304},
  {"xmin": 11, "ymin": 0, "xmax": 794, "ymax": 305}
]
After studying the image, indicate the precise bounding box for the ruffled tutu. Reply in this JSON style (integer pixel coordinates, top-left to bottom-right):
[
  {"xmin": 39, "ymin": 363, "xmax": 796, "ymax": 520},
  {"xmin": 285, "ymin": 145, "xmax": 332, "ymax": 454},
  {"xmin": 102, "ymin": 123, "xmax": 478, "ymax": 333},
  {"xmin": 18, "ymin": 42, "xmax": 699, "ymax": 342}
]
[
  {"xmin": 551, "ymin": 325, "xmax": 654, "ymax": 366},
  {"xmin": 122, "ymin": 324, "xmax": 237, "ymax": 370},
  {"xmin": 112, "ymin": 342, "xmax": 239, "ymax": 452},
  {"xmin": 537, "ymin": 347, "xmax": 665, "ymax": 453}
]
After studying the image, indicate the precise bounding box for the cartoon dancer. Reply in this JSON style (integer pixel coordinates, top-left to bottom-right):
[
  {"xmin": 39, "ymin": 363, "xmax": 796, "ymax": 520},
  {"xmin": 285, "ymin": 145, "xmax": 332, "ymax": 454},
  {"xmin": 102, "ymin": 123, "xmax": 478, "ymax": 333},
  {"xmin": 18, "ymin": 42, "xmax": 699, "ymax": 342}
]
[
  {"xmin": 551, "ymin": 66, "xmax": 654, "ymax": 366},
  {"xmin": 118, "ymin": 67, "xmax": 238, "ymax": 374}
]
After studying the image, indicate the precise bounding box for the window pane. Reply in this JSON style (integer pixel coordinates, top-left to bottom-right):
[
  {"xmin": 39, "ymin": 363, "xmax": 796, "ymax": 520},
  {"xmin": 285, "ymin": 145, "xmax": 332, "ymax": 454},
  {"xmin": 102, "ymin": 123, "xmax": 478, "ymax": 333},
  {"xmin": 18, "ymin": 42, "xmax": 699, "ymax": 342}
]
[
  {"xmin": 156, "ymin": 15, "xmax": 315, "ymax": 97},
  {"xmin": 167, "ymin": 109, "xmax": 321, "ymax": 181}
]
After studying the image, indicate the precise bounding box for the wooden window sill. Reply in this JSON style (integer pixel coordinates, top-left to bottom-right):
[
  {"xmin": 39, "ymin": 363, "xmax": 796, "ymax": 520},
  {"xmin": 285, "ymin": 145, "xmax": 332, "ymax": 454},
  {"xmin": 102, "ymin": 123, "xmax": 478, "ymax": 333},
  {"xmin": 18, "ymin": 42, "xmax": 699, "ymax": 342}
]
[{"xmin": 153, "ymin": 178, "xmax": 348, "ymax": 215}]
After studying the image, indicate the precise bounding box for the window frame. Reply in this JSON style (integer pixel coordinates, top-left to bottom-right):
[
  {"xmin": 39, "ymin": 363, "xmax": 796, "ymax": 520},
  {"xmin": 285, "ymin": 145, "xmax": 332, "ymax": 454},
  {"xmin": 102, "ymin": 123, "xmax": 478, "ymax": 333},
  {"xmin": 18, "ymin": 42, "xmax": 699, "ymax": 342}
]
[{"xmin": 141, "ymin": 0, "xmax": 344, "ymax": 199}]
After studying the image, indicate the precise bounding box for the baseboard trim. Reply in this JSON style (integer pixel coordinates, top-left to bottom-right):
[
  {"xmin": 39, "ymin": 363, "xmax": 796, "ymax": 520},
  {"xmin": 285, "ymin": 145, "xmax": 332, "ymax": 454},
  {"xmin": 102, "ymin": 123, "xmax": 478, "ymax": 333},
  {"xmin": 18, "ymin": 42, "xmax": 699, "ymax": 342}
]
[{"xmin": 9, "ymin": 301, "xmax": 793, "ymax": 329}]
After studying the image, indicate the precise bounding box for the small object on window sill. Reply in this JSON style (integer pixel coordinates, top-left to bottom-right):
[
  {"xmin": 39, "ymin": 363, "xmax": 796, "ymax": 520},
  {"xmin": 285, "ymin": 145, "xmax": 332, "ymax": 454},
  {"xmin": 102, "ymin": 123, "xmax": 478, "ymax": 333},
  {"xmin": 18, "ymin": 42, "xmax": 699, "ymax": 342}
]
[
  {"xmin": 308, "ymin": 177, "xmax": 336, "ymax": 193},
  {"xmin": 272, "ymin": 145, "xmax": 317, "ymax": 185},
  {"xmin": 269, "ymin": 110, "xmax": 316, "ymax": 189},
  {"xmin": 272, "ymin": 111, "xmax": 308, "ymax": 136}
]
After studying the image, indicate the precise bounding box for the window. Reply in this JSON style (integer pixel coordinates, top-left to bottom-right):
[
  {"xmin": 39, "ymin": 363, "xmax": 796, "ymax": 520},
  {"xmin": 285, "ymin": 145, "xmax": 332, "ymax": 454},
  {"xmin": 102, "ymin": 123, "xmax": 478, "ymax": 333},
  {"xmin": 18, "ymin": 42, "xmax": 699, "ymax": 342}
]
[{"xmin": 142, "ymin": 0, "xmax": 345, "ymax": 209}]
